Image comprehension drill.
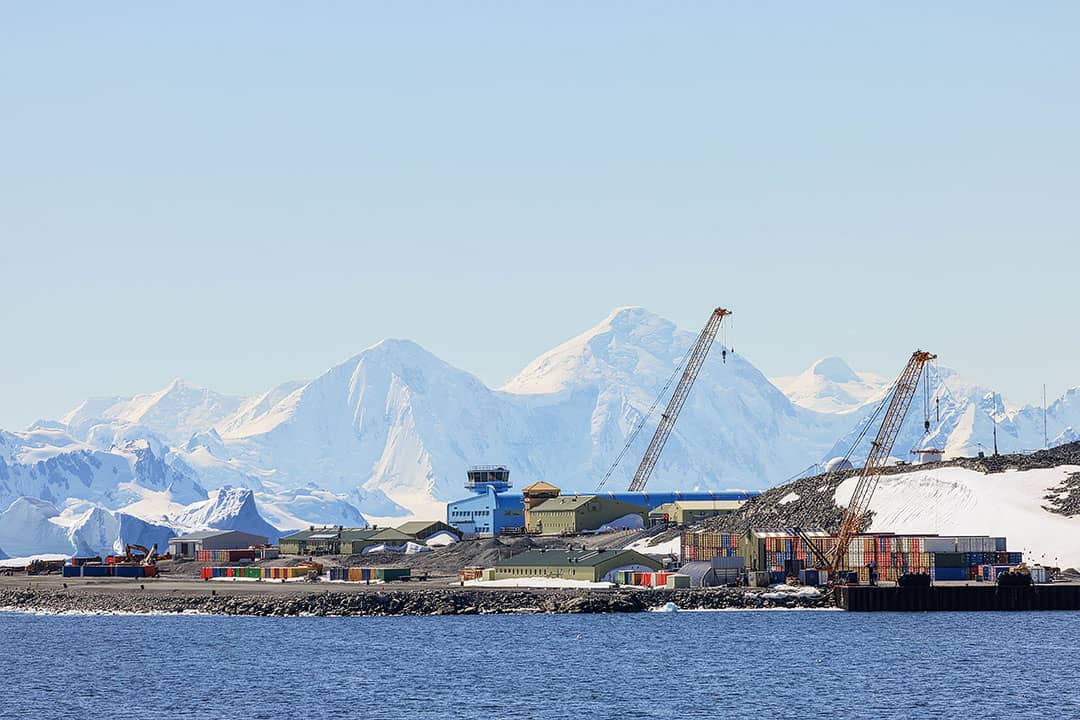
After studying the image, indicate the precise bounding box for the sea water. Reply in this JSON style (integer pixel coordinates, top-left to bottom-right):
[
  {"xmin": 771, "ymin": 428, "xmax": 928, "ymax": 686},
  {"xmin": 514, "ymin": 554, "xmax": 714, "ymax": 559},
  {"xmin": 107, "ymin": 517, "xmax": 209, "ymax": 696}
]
[{"xmin": 1, "ymin": 610, "xmax": 1078, "ymax": 719}]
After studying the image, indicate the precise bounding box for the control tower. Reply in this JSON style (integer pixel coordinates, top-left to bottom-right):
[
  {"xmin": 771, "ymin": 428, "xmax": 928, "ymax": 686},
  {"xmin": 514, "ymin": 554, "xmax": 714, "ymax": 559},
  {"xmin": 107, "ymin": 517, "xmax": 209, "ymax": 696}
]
[{"xmin": 465, "ymin": 464, "xmax": 512, "ymax": 494}]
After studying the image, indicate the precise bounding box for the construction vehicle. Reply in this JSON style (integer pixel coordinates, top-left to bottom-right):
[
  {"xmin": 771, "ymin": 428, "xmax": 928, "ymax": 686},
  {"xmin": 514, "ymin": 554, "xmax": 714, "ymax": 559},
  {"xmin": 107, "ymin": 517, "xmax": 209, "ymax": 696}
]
[
  {"xmin": 597, "ymin": 306, "xmax": 732, "ymax": 493},
  {"xmin": 26, "ymin": 558, "xmax": 67, "ymax": 575},
  {"xmin": 123, "ymin": 544, "xmax": 159, "ymax": 565},
  {"xmin": 797, "ymin": 350, "xmax": 937, "ymax": 578}
]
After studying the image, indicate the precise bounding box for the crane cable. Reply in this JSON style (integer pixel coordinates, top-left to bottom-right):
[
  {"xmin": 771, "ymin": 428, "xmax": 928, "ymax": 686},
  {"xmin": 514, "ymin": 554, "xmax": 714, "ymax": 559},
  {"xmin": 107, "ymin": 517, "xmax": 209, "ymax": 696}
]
[{"xmin": 595, "ymin": 341, "xmax": 695, "ymax": 491}]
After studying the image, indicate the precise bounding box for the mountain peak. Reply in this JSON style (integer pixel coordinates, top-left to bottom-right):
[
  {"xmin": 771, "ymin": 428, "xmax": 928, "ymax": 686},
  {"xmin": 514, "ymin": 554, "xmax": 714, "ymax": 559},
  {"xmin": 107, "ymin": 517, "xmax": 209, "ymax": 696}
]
[{"xmin": 810, "ymin": 357, "xmax": 860, "ymax": 384}]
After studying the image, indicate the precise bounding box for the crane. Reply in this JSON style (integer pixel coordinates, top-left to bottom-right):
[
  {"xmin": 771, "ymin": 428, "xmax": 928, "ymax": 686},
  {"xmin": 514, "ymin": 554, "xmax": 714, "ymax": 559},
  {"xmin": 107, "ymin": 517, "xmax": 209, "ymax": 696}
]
[
  {"xmin": 805, "ymin": 350, "xmax": 936, "ymax": 575},
  {"xmin": 626, "ymin": 307, "xmax": 732, "ymax": 492}
]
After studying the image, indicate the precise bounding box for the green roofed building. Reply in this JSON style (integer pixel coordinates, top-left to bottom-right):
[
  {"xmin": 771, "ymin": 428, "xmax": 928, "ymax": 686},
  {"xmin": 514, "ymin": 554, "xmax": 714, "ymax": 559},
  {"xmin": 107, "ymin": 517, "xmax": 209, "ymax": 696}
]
[
  {"xmin": 648, "ymin": 499, "xmax": 746, "ymax": 526},
  {"xmin": 279, "ymin": 527, "xmax": 377, "ymax": 555},
  {"xmin": 280, "ymin": 526, "xmax": 428, "ymax": 555},
  {"xmin": 394, "ymin": 520, "xmax": 461, "ymax": 542},
  {"xmin": 525, "ymin": 495, "xmax": 647, "ymax": 535},
  {"xmin": 493, "ymin": 548, "xmax": 660, "ymax": 583}
]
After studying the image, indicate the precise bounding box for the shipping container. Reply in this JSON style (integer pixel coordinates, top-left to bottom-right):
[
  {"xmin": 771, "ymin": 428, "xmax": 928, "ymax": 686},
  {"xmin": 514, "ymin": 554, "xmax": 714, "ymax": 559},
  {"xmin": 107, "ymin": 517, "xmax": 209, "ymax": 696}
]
[
  {"xmin": 665, "ymin": 574, "xmax": 691, "ymax": 589},
  {"xmin": 61, "ymin": 565, "xmax": 82, "ymax": 578},
  {"xmin": 933, "ymin": 567, "xmax": 967, "ymax": 582},
  {"xmin": 82, "ymin": 565, "xmax": 111, "ymax": 577},
  {"xmin": 113, "ymin": 565, "xmax": 143, "ymax": 578},
  {"xmin": 375, "ymin": 567, "xmax": 411, "ymax": 581}
]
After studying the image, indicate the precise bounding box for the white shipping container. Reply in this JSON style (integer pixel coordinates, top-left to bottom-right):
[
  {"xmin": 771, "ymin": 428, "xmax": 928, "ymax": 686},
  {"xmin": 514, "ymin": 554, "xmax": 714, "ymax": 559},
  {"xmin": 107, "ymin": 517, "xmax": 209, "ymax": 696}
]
[{"xmin": 1031, "ymin": 566, "xmax": 1049, "ymax": 584}]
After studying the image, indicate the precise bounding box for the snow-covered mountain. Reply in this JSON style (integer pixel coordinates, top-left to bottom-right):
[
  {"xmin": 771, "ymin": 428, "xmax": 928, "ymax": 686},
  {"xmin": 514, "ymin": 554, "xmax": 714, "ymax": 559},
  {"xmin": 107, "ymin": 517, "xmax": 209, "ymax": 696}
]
[
  {"xmin": 63, "ymin": 379, "xmax": 246, "ymax": 449},
  {"xmin": 2, "ymin": 304, "xmax": 1078, "ymax": 559},
  {"xmin": 170, "ymin": 487, "xmax": 281, "ymax": 542},
  {"xmin": 201, "ymin": 308, "xmax": 856, "ymax": 502},
  {"xmin": 0, "ymin": 428, "xmax": 207, "ymax": 509},
  {"xmin": 772, "ymin": 357, "xmax": 888, "ymax": 414},
  {"xmin": 826, "ymin": 366, "xmax": 1080, "ymax": 467},
  {"xmin": 499, "ymin": 307, "xmax": 853, "ymax": 491}
]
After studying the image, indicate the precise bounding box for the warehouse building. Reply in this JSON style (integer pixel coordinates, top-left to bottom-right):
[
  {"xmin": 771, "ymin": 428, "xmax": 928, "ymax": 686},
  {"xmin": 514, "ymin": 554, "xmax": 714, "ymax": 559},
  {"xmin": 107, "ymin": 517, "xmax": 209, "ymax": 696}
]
[
  {"xmin": 648, "ymin": 499, "xmax": 745, "ymax": 525},
  {"xmin": 279, "ymin": 526, "xmax": 417, "ymax": 555},
  {"xmin": 395, "ymin": 520, "xmax": 462, "ymax": 542},
  {"xmin": 168, "ymin": 530, "xmax": 269, "ymax": 559},
  {"xmin": 526, "ymin": 495, "xmax": 648, "ymax": 535},
  {"xmin": 493, "ymin": 548, "xmax": 661, "ymax": 583}
]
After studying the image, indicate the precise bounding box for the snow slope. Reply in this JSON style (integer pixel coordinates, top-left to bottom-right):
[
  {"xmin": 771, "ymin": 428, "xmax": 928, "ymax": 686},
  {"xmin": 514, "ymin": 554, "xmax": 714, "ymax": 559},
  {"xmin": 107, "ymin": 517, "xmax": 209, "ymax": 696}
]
[
  {"xmin": 772, "ymin": 357, "xmax": 888, "ymax": 414},
  {"xmin": 835, "ymin": 465, "xmax": 1080, "ymax": 568}
]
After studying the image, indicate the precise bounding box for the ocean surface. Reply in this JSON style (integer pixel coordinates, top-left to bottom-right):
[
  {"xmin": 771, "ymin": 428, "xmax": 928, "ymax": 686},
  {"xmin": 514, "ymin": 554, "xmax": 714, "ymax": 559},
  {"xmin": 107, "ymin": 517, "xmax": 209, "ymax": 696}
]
[{"xmin": 2, "ymin": 609, "xmax": 1078, "ymax": 720}]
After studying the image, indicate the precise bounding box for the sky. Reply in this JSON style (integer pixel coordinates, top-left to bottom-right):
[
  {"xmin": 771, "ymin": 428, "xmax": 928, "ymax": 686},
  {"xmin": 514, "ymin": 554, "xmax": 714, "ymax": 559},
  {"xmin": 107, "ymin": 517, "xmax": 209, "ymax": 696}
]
[{"xmin": 1, "ymin": 3, "xmax": 1077, "ymax": 430}]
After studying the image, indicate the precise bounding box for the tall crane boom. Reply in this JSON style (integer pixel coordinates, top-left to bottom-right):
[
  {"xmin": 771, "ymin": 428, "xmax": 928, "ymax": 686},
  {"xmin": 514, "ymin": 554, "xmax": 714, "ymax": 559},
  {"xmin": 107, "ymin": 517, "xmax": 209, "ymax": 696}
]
[
  {"xmin": 627, "ymin": 307, "xmax": 732, "ymax": 492},
  {"xmin": 828, "ymin": 350, "xmax": 936, "ymax": 571}
]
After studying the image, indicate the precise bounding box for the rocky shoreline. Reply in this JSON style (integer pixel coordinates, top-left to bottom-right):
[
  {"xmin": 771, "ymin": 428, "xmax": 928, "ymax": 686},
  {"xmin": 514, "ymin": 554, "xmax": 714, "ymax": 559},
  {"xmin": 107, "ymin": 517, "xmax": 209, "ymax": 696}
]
[{"xmin": 0, "ymin": 586, "xmax": 836, "ymax": 617}]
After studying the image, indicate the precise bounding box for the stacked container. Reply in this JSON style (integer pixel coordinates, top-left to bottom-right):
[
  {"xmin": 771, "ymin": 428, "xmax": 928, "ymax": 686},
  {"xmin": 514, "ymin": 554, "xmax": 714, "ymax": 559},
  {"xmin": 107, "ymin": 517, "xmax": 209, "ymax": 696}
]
[
  {"xmin": 197, "ymin": 549, "xmax": 256, "ymax": 564},
  {"xmin": 680, "ymin": 531, "xmax": 740, "ymax": 562},
  {"xmin": 62, "ymin": 564, "xmax": 157, "ymax": 578}
]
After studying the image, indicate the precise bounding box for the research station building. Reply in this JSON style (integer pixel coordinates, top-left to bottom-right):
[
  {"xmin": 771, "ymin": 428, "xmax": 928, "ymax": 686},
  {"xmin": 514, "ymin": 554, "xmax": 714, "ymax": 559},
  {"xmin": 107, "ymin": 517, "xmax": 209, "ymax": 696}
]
[{"xmin": 493, "ymin": 548, "xmax": 661, "ymax": 583}]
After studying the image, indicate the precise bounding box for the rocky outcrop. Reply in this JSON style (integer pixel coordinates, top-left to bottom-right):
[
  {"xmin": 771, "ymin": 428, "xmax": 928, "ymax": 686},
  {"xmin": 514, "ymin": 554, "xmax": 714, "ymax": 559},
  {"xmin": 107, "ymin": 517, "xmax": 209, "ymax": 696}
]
[{"xmin": 0, "ymin": 586, "xmax": 834, "ymax": 616}]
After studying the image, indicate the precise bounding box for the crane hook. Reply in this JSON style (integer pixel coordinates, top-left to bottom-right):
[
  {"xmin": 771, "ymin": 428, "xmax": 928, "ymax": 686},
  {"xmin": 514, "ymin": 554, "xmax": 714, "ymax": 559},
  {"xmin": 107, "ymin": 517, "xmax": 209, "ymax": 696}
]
[
  {"xmin": 924, "ymin": 419, "xmax": 930, "ymax": 434},
  {"xmin": 722, "ymin": 349, "xmax": 727, "ymax": 364}
]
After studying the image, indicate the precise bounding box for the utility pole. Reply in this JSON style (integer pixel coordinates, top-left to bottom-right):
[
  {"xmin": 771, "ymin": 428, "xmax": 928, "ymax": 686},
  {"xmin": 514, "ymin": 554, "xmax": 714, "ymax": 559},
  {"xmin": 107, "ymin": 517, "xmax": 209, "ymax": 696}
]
[
  {"xmin": 993, "ymin": 423, "xmax": 998, "ymax": 456},
  {"xmin": 1043, "ymin": 384, "xmax": 1048, "ymax": 449}
]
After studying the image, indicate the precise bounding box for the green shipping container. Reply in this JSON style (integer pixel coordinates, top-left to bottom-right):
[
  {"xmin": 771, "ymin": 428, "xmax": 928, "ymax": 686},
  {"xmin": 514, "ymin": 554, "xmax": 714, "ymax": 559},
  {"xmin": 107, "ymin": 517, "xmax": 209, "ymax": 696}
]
[{"xmin": 376, "ymin": 567, "xmax": 411, "ymax": 581}]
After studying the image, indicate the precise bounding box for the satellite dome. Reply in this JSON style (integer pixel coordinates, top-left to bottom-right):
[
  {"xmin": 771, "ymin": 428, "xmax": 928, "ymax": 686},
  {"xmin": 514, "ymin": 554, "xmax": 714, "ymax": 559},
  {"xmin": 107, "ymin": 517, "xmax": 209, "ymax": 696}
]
[{"xmin": 824, "ymin": 457, "xmax": 854, "ymax": 473}]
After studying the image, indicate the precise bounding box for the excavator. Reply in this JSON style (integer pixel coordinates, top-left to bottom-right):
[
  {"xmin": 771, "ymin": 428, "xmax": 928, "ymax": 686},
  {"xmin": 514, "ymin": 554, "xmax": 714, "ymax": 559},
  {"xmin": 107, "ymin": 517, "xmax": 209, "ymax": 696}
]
[
  {"xmin": 123, "ymin": 544, "xmax": 159, "ymax": 565},
  {"xmin": 795, "ymin": 350, "xmax": 937, "ymax": 583}
]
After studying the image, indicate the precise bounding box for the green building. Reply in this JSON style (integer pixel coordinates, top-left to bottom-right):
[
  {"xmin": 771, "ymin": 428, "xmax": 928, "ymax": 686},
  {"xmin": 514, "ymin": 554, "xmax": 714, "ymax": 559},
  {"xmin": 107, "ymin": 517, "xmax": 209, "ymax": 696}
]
[
  {"xmin": 648, "ymin": 499, "xmax": 745, "ymax": 525},
  {"xmin": 525, "ymin": 495, "xmax": 647, "ymax": 535},
  {"xmin": 279, "ymin": 526, "xmax": 420, "ymax": 555},
  {"xmin": 395, "ymin": 520, "xmax": 461, "ymax": 542},
  {"xmin": 493, "ymin": 548, "xmax": 661, "ymax": 582}
]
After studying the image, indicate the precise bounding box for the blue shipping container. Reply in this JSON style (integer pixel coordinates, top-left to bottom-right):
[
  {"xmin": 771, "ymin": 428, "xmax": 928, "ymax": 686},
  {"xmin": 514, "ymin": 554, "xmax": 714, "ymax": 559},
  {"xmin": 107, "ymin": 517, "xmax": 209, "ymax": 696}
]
[
  {"xmin": 82, "ymin": 565, "xmax": 110, "ymax": 577},
  {"xmin": 61, "ymin": 565, "xmax": 81, "ymax": 578},
  {"xmin": 113, "ymin": 566, "xmax": 143, "ymax": 578},
  {"xmin": 934, "ymin": 567, "xmax": 967, "ymax": 581}
]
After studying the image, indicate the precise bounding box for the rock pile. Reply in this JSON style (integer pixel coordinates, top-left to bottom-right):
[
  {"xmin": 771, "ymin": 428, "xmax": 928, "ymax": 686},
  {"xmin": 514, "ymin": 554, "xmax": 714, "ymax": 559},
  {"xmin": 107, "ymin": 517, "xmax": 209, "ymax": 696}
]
[
  {"xmin": 694, "ymin": 441, "xmax": 1080, "ymax": 535},
  {"xmin": 0, "ymin": 586, "xmax": 834, "ymax": 617},
  {"xmin": 1043, "ymin": 472, "xmax": 1080, "ymax": 518}
]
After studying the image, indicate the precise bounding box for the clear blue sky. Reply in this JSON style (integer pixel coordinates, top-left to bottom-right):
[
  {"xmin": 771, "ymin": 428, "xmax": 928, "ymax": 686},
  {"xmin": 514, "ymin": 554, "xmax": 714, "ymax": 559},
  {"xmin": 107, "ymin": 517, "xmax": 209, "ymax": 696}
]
[{"xmin": 1, "ymin": 3, "xmax": 1077, "ymax": 430}]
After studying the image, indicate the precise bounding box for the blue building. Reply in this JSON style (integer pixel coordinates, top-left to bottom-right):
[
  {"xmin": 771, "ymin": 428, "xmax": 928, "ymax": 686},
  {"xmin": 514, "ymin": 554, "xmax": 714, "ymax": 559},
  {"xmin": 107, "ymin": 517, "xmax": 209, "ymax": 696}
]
[
  {"xmin": 446, "ymin": 465, "xmax": 525, "ymax": 537},
  {"xmin": 446, "ymin": 465, "xmax": 759, "ymax": 537}
]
